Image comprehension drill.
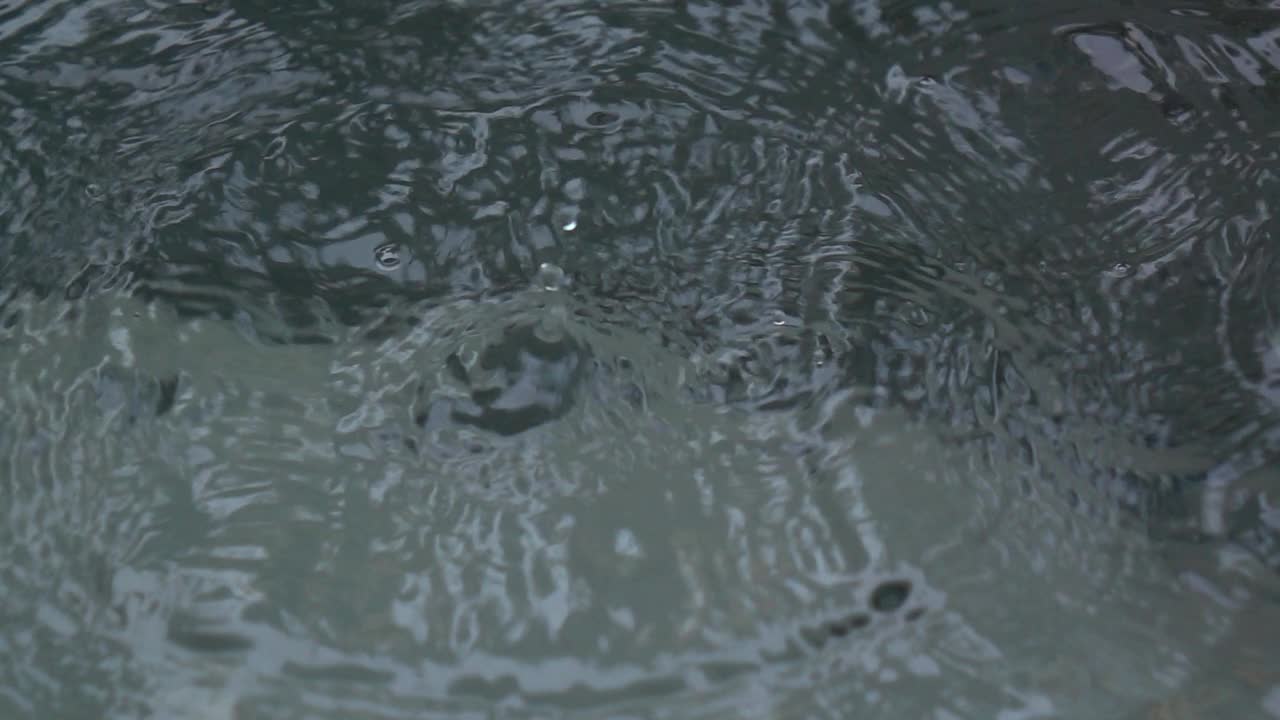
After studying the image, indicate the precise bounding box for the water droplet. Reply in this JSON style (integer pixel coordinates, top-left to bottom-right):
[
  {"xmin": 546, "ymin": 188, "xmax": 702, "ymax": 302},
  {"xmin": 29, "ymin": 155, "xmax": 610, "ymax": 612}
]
[
  {"xmin": 768, "ymin": 309, "xmax": 798, "ymax": 327},
  {"xmin": 536, "ymin": 262, "xmax": 566, "ymax": 291},
  {"xmin": 1108, "ymin": 262, "xmax": 1133, "ymax": 278},
  {"xmin": 553, "ymin": 205, "xmax": 580, "ymax": 233},
  {"xmin": 374, "ymin": 244, "xmax": 401, "ymax": 271}
]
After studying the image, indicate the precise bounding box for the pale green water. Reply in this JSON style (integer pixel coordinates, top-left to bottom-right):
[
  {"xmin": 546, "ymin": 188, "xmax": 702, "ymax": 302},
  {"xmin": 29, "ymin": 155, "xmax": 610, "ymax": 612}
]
[{"xmin": 2, "ymin": 1, "xmax": 1280, "ymax": 718}]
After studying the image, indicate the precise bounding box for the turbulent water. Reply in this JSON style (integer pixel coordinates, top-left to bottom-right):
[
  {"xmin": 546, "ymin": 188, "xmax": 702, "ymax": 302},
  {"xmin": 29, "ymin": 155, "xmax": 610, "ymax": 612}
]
[{"xmin": 2, "ymin": 1, "xmax": 1280, "ymax": 718}]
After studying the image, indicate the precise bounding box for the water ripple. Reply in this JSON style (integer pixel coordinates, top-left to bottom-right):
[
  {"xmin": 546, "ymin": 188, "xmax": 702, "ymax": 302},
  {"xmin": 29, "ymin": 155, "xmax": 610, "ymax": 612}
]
[{"xmin": 3, "ymin": 0, "xmax": 1280, "ymax": 718}]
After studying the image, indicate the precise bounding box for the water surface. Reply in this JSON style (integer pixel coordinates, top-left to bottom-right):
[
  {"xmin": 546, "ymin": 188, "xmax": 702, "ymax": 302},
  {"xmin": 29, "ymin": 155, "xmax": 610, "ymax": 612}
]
[{"xmin": 2, "ymin": 1, "xmax": 1280, "ymax": 718}]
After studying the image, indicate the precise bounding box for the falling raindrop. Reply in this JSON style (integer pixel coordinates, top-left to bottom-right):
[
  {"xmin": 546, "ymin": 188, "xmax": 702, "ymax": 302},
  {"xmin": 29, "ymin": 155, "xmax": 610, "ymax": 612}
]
[{"xmin": 374, "ymin": 244, "xmax": 401, "ymax": 271}]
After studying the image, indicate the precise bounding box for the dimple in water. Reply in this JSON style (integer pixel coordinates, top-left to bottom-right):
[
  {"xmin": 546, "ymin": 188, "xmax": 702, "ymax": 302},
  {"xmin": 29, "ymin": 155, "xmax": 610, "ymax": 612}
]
[{"xmin": 374, "ymin": 244, "xmax": 401, "ymax": 271}]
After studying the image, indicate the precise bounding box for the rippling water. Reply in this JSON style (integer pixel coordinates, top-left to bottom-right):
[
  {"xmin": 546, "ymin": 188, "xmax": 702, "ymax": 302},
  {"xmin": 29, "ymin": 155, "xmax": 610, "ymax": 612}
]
[{"xmin": 3, "ymin": 1, "xmax": 1280, "ymax": 718}]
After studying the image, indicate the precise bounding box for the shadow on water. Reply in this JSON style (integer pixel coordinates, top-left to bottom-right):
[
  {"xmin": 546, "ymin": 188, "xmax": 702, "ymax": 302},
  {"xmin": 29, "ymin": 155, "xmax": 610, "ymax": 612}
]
[{"xmin": 2, "ymin": 0, "xmax": 1280, "ymax": 718}]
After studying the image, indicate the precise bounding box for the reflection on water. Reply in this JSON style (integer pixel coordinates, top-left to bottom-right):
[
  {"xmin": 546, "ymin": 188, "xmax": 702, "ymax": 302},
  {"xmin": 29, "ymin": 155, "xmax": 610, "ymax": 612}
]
[{"xmin": 2, "ymin": 0, "xmax": 1279, "ymax": 718}]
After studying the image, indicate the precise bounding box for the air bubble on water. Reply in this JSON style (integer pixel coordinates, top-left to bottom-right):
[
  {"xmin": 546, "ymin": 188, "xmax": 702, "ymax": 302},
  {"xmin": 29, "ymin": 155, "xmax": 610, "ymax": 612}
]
[
  {"xmin": 374, "ymin": 243, "xmax": 401, "ymax": 271},
  {"xmin": 769, "ymin": 310, "xmax": 798, "ymax": 327},
  {"xmin": 537, "ymin": 262, "xmax": 566, "ymax": 291}
]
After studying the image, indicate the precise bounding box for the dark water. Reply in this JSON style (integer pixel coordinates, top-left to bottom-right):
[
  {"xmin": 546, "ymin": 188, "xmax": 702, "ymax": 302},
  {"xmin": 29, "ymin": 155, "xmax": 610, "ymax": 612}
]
[{"xmin": 2, "ymin": 0, "xmax": 1280, "ymax": 718}]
